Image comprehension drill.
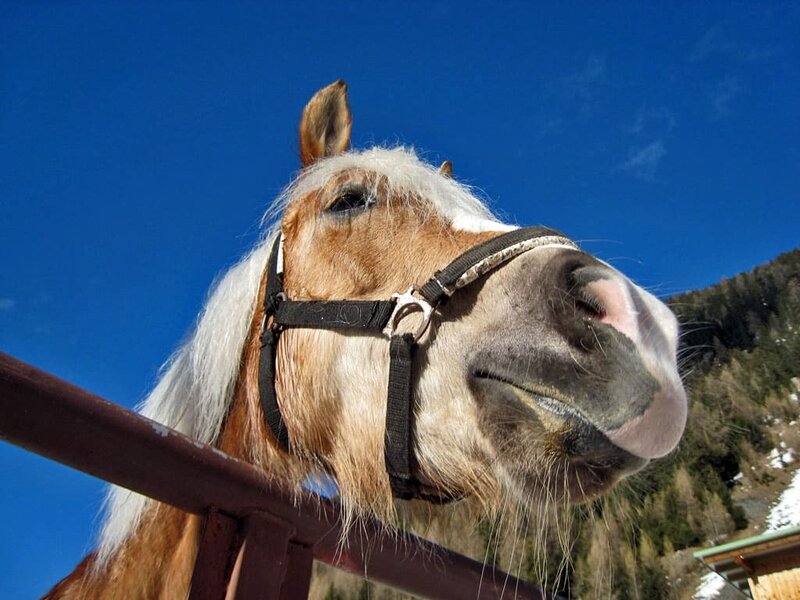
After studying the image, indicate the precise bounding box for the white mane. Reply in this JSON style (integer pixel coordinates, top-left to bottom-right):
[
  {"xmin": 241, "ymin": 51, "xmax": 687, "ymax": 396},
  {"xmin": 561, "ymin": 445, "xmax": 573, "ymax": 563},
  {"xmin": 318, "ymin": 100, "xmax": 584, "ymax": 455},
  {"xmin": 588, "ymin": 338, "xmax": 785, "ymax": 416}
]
[{"xmin": 96, "ymin": 147, "xmax": 510, "ymax": 565}]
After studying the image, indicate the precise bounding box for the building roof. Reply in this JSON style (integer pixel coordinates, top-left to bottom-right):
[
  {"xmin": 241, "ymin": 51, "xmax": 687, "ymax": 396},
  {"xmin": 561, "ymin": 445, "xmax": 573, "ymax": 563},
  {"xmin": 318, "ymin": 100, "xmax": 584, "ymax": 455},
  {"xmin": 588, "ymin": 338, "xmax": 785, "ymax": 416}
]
[{"xmin": 694, "ymin": 525, "xmax": 800, "ymax": 597}]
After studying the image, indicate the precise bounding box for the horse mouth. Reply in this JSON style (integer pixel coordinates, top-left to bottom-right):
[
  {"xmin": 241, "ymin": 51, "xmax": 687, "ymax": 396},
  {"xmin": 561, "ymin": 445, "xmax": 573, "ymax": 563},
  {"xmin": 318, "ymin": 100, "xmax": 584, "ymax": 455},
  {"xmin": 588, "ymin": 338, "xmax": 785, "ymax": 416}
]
[
  {"xmin": 471, "ymin": 370, "xmax": 648, "ymax": 501},
  {"xmin": 471, "ymin": 368, "xmax": 586, "ymax": 423}
]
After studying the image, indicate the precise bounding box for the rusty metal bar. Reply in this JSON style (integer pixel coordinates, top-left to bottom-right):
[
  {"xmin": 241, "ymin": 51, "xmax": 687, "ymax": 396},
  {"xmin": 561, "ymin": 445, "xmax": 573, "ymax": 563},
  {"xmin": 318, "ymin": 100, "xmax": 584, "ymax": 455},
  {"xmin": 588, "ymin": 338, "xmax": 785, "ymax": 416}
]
[{"xmin": 0, "ymin": 352, "xmax": 549, "ymax": 599}]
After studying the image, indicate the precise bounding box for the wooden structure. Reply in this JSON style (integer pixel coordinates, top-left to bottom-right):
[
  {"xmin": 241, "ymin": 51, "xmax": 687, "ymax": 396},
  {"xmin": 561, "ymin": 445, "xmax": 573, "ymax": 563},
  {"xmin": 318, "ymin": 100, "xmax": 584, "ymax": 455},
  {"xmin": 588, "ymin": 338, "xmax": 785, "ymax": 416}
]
[
  {"xmin": 0, "ymin": 352, "xmax": 554, "ymax": 599},
  {"xmin": 694, "ymin": 525, "xmax": 800, "ymax": 599}
]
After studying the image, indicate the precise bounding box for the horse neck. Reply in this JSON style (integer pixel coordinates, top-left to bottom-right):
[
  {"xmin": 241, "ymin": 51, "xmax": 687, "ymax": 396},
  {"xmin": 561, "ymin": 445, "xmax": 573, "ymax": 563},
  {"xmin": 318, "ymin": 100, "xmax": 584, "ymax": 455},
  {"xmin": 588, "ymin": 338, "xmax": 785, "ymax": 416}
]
[{"xmin": 45, "ymin": 506, "xmax": 200, "ymax": 599}]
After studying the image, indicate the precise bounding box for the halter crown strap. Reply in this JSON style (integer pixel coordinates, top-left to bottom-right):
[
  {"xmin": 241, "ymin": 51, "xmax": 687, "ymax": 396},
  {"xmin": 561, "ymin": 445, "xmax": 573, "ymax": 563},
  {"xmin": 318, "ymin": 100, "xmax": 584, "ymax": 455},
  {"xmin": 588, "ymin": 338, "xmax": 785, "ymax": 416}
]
[
  {"xmin": 258, "ymin": 226, "xmax": 577, "ymax": 502},
  {"xmin": 258, "ymin": 238, "xmax": 289, "ymax": 449}
]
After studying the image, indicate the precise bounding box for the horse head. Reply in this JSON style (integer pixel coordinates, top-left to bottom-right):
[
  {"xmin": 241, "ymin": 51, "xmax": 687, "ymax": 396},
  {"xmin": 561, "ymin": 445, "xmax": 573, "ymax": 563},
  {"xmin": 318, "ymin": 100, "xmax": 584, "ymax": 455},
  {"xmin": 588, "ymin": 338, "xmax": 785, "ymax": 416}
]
[{"xmin": 256, "ymin": 81, "xmax": 687, "ymax": 518}]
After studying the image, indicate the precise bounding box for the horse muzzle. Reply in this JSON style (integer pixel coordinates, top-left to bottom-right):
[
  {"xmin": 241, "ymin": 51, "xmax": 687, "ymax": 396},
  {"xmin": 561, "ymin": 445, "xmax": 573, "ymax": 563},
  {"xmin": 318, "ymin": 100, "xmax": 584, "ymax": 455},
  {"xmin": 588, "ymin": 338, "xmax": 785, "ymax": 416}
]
[
  {"xmin": 555, "ymin": 256, "xmax": 688, "ymax": 460},
  {"xmin": 468, "ymin": 247, "xmax": 687, "ymax": 494}
]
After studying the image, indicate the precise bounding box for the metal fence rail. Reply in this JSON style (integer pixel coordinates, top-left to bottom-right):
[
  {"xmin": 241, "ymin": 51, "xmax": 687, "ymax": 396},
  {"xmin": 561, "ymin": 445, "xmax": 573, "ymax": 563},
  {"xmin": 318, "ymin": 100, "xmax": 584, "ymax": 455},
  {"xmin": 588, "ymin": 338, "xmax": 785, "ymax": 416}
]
[{"xmin": 0, "ymin": 352, "xmax": 549, "ymax": 599}]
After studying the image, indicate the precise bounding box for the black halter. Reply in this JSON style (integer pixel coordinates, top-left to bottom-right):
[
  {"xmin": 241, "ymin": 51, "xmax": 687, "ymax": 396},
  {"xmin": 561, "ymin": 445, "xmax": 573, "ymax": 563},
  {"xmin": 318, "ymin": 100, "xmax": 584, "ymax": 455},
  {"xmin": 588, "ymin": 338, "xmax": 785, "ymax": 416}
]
[{"xmin": 258, "ymin": 226, "xmax": 577, "ymax": 502}]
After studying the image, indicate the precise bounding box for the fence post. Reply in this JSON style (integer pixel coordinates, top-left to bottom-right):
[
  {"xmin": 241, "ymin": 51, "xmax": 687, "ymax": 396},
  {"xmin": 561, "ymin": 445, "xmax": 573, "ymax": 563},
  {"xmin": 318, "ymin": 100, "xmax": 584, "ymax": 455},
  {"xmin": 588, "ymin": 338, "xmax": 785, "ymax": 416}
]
[
  {"xmin": 189, "ymin": 508, "xmax": 240, "ymax": 600},
  {"xmin": 280, "ymin": 542, "xmax": 314, "ymax": 600},
  {"xmin": 226, "ymin": 512, "xmax": 294, "ymax": 600}
]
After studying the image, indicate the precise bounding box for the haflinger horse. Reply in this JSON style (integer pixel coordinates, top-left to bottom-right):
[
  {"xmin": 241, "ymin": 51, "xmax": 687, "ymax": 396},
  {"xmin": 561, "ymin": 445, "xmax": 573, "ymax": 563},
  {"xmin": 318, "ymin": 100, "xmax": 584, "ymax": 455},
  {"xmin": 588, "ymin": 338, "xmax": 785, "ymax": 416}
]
[{"xmin": 47, "ymin": 81, "xmax": 687, "ymax": 598}]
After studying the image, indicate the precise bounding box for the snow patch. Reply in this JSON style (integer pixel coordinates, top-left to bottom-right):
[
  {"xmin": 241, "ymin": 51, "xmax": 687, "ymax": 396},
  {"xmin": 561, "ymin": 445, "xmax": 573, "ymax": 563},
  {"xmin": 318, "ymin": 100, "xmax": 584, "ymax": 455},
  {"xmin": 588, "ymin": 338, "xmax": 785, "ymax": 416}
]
[
  {"xmin": 768, "ymin": 446, "xmax": 796, "ymax": 469},
  {"xmin": 694, "ymin": 571, "xmax": 727, "ymax": 600},
  {"xmin": 766, "ymin": 468, "xmax": 800, "ymax": 531}
]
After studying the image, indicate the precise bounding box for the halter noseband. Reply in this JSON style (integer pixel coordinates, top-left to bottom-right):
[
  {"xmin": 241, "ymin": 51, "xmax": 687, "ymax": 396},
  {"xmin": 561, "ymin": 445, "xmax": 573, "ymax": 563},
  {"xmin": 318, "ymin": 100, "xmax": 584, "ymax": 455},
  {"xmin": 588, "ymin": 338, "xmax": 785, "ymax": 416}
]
[{"xmin": 258, "ymin": 226, "xmax": 578, "ymax": 502}]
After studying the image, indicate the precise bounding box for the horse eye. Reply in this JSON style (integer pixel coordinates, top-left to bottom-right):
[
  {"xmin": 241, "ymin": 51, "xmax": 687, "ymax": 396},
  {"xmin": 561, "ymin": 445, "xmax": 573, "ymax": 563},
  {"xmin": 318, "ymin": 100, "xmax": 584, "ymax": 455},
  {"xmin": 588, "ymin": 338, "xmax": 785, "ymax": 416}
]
[{"xmin": 327, "ymin": 191, "xmax": 374, "ymax": 213}]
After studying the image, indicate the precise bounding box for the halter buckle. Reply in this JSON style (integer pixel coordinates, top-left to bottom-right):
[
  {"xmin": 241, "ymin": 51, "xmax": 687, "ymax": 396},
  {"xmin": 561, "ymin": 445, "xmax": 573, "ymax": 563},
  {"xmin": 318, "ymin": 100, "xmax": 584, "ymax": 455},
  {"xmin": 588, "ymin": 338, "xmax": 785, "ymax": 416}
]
[{"xmin": 389, "ymin": 288, "xmax": 434, "ymax": 342}]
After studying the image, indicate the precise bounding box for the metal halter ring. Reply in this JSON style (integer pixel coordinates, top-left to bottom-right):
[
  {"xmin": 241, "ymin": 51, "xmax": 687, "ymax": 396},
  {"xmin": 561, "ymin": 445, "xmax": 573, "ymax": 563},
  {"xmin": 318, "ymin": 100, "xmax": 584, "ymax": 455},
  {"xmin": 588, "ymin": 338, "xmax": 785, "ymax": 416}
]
[{"xmin": 389, "ymin": 288, "xmax": 434, "ymax": 342}]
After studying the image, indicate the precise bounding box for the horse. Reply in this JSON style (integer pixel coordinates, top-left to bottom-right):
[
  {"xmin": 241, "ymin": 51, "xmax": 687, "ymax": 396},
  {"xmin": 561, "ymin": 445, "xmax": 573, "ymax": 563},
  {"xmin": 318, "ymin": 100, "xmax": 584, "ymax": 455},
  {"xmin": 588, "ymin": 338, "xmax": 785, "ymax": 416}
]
[{"xmin": 46, "ymin": 80, "xmax": 687, "ymax": 598}]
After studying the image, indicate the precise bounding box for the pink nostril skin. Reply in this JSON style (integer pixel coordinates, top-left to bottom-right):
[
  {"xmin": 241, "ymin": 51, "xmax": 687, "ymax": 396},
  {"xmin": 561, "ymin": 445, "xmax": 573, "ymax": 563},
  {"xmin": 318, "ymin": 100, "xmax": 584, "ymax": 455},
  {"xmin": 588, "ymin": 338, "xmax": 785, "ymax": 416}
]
[{"xmin": 586, "ymin": 278, "xmax": 642, "ymax": 345}]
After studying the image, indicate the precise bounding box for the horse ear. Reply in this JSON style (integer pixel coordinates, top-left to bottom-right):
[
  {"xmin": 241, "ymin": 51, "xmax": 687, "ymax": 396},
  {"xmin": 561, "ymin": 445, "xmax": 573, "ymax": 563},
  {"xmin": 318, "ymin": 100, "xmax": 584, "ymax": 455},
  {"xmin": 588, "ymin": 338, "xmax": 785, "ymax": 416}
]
[
  {"xmin": 299, "ymin": 80, "xmax": 352, "ymax": 166},
  {"xmin": 438, "ymin": 160, "xmax": 453, "ymax": 178}
]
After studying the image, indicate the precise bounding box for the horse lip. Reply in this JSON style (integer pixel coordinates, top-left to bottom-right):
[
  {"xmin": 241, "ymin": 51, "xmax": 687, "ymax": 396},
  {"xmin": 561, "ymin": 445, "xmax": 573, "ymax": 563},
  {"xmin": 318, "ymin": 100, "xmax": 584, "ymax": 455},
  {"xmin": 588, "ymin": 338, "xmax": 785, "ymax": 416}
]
[
  {"xmin": 471, "ymin": 369, "xmax": 648, "ymax": 500},
  {"xmin": 471, "ymin": 369, "xmax": 648, "ymax": 465},
  {"xmin": 472, "ymin": 369, "xmax": 587, "ymax": 423}
]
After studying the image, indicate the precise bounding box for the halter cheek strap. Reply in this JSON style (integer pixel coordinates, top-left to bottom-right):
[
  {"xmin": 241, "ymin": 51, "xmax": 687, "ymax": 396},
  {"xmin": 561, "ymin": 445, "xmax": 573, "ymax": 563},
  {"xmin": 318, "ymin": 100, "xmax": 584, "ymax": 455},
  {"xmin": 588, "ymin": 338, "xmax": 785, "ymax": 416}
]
[{"xmin": 258, "ymin": 226, "xmax": 578, "ymax": 502}]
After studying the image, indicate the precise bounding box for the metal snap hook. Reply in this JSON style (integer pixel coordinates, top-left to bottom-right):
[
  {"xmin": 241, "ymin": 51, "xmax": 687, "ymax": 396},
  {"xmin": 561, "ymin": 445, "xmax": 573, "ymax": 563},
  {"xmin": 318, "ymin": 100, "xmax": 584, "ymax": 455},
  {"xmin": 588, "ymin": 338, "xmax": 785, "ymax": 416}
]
[{"xmin": 388, "ymin": 287, "xmax": 434, "ymax": 342}]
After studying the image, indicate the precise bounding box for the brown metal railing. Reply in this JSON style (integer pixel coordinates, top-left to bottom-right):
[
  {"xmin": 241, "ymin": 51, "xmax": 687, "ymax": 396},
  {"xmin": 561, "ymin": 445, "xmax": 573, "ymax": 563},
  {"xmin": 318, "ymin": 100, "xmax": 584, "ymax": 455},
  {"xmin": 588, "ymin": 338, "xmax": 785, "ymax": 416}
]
[{"xmin": 0, "ymin": 352, "xmax": 550, "ymax": 599}]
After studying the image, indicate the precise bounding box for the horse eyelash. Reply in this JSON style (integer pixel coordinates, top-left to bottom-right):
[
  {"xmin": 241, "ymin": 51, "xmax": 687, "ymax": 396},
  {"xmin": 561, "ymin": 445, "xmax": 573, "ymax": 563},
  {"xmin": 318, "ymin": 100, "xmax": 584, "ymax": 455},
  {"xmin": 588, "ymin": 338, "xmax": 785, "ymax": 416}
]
[{"xmin": 326, "ymin": 190, "xmax": 378, "ymax": 214}]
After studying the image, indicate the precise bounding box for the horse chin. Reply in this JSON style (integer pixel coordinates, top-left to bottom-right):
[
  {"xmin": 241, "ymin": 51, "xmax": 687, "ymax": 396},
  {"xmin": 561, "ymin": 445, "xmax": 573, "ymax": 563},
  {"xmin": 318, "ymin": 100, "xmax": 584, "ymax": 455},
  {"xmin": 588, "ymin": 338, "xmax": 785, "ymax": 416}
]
[{"xmin": 470, "ymin": 374, "xmax": 648, "ymax": 504}]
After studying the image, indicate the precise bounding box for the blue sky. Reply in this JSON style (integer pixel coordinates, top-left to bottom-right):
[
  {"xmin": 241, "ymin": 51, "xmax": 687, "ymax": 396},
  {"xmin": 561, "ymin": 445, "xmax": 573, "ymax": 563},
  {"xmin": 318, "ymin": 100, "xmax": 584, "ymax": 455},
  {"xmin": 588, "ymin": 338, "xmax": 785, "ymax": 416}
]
[{"xmin": 1, "ymin": 2, "xmax": 798, "ymax": 596}]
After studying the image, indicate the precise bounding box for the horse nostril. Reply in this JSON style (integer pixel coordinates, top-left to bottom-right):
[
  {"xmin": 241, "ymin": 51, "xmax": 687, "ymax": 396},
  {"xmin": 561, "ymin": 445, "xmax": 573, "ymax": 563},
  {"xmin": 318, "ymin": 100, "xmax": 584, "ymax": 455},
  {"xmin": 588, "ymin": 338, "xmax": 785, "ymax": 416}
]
[
  {"xmin": 573, "ymin": 289, "xmax": 606, "ymax": 321},
  {"xmin": 564, "ymin": 263, "xmax": 608, "ymax": 322},
  {"xmin": 566, "ymin": 263, "xmax": 645, "ymax": 347}
]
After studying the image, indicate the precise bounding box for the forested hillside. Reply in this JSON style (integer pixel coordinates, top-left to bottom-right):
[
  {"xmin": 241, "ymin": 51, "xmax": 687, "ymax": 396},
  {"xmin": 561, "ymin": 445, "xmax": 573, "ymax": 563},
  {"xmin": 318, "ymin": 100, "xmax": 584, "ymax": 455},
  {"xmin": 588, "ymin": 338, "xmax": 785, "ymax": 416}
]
[
  {"xmin": 314, "ymin": 248, "xmax": 800, "ymax": 600},
  {"xmin": 568, "ymin": 248, "xmax": 800, "ymax": 598}
]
